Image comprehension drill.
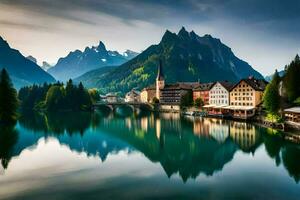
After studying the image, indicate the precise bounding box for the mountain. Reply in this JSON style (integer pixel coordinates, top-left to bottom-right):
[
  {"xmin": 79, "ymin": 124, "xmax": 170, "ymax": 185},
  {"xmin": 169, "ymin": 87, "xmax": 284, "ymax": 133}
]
[
  {"xmin": 42, "ymin": 61, "xmax": 53, "ymax": 71},
  {"xmin": 78, "ymin": 27, "xmax": 263, "ymax": 94},
  {"xmin": 74, "ymin": 66, "xmax": 118, "ymax": 88},
  {"xmin": 48, "ymin": 41, "xmax": 138, "ymax": 81},
  {"xmin": 26, "ymin": 55, "xmax": 37, "ymax": 64},
  {"xmin": 265, "ymin": 70, "xmax": 285, "ymax": 82},
  {"xmin": 0, "ymin": 37, "xmax": 56, "ymax": 89}
]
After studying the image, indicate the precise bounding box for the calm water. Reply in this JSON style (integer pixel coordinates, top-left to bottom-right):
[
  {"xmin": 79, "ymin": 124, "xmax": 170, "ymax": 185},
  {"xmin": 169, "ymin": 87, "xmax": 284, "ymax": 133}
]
[{"xmin": 0, "ymin": 110, "xmax": 300, "ymax": 200}]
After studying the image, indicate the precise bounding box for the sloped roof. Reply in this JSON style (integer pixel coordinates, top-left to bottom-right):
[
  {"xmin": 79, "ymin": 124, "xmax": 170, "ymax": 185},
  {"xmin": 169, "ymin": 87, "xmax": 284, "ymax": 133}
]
[
  {"xmin": 284, "ymin": 107, "xmax": 300, "ymax": 114},
  {"xmin": 230, "ymin": 77, "xmax": 268, "ymax": 91},
  {"xmin": 215, "ymin": 81, "xmax": 235, "ymax": 91},
  {"xmin": 193, "ymin": 82, "xmax": 214, "ymax": 91},
  {"xmin": 162, "ymin": 82, "xmax": 198, "ymax": 90}
]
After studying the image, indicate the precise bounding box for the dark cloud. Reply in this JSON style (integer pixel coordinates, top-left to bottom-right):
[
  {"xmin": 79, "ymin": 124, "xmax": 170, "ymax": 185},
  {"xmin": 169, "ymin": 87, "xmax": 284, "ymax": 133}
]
[{"xmin": 1, "ymin": 0, "xmax": 300, "ymax": 36}]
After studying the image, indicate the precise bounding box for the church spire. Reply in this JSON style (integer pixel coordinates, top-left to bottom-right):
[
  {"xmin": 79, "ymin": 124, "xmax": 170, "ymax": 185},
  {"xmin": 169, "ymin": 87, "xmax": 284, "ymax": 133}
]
[{"xmin": 157, "ymin": 59, "xmax": 164, "ymax": 81}]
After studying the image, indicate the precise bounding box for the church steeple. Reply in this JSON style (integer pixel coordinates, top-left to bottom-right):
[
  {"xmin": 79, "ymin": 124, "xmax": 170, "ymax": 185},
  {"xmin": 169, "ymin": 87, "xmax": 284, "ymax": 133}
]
[
  {"xmin": 156, "ymin": 59, "xmax": 165, "ymax": 100},
  {"xmin": 156, "ymin": 59, "xmax": 164, "ymax": 81}
]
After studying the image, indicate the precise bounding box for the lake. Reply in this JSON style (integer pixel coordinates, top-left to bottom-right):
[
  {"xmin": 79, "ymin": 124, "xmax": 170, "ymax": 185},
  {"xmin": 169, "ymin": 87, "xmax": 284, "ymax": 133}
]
[{"xmin": 0, "ymin": 110, "xmax": 300, "ymax": 200}]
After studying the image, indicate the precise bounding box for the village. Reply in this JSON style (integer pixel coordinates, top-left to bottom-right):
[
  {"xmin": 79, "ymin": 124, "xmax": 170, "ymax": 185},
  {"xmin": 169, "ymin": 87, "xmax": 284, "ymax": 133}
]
[{"xmin": 99, "ymin": 61, "xmax": 300, "ymax": 130}]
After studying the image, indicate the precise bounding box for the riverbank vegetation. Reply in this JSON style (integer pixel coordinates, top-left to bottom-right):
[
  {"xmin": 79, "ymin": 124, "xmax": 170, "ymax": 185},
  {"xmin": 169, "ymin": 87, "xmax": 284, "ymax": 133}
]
[
  {"xmin": 263, "ymin": 55, "xmax": 300, "ymax": 122},
  {"xmin": 0, "ymin": 69, "xmax": 19, "ymax": 124},
  {"xmin": 19, "ymin": 79, "xmax": 99, "ymax": 112}
]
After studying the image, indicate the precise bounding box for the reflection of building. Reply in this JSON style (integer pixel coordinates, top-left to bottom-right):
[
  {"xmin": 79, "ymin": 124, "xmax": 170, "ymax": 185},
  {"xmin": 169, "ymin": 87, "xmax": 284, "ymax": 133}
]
[
  {"xmin": 141, "ymin": 117, "xmax": 148, "ymax": 131},
  {"xmin": 209, "ymin": 119, "xmax": 230, "ymax": 143},
  {"xmin": 156, "ymin": 118, "xmax": 161, "ymax": 139},
  {"xmin": 284, "ymin": 107, "xmax": 300, "ymax": 124},
  {"xmin": 125, "ymin": 89, "xmax": 141, "ymax": 102},
  {"xmin": 229, "ymin": 77, "xmax": 267, "ymax": 119},
  {"xmin": 193, "ymin": 118, "xmax": 211, "ymax": 136},
  {"xmin": 229, "ymin": 121, "xmax": 260, "ymax": 152},
  {"xmin": 193, "ymin": 82, "xmax": 214, "ymax": 105}
]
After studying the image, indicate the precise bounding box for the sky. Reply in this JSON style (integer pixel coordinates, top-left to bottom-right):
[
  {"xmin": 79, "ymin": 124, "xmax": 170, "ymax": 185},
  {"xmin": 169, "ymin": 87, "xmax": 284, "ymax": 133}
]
[{"xmin": 0, "ymin": 0, "xmax": 300, "ymax": 75}]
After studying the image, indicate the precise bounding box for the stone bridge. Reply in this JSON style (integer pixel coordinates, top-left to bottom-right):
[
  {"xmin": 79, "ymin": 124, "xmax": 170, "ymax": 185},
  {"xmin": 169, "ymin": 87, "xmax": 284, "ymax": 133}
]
[{"xmin": 92, "ymin": 102, "xmax": 154, "ymax": 112}]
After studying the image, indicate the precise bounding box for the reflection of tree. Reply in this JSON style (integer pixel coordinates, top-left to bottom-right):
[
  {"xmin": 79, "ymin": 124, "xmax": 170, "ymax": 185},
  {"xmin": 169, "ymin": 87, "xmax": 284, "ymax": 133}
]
[
  {"xmin": 95, "ymin": 115, "xmax": 237, "ymax": 182},
  {"xmin": 281, "ymin": 145, "xmax": 300, "ymax": 183},
  {"xmin": 19, "ymin": 112, "xmax": 48, "ymax": 133},
  {"xmin": 0, "ymin": 125, "xmax": 18, "ymax": 169},
  {"xmin": 262, "ymin": 133, "xmax": 283, "ymax": 166},
  {"xmin": 18, "ymin": 111, "xmax": 130, "ymax": 162},
  {"xmin": 261, "ymin": 131, "xmax": 300, "ymax": 183},
  {"xmin": 19, "ymin": 112, "xmax": 92, "ymax": 135}
]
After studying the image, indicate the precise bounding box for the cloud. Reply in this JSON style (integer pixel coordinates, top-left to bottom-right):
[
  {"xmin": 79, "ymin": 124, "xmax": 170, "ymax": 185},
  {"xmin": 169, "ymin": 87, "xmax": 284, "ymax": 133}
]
[
  {"xmin": 1, "ymin": 0, "xmax": 300, "ymax": 36},
  {"xmin": 0, "ymin": 20, "xmax": 51, "ymax": 31}
]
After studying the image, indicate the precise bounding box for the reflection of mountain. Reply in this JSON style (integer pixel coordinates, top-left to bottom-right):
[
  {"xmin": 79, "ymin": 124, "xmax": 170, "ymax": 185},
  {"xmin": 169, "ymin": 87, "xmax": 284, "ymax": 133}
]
[
  {"xmin": 93, "ymin": 115, "xmax": 238, "ymax": 181},
  {"xmin": 2, "ymin": 112, "xmax": 300, "ymax": 183},
  {"xmin": 56, "ymin": 133, "xmax": 130, "ymax": 162}
]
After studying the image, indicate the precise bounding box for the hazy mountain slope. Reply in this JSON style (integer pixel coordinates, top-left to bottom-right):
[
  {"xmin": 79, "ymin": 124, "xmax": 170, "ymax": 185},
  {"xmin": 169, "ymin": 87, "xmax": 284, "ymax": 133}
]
[
  {"xmin": 48, "ymin": 41, "xmax": 138, "ymax": 81},
  {"xmin": 0, "ymin": 36, "xmax": 55, "ymax": 89}
]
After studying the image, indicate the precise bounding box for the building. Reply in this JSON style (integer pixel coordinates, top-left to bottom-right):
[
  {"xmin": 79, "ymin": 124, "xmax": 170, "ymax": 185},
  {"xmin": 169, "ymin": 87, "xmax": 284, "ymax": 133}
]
[
  {"xmin": 203, "ymin": 81, "xmax": 234, "ymax": 116},
  {"xmin": 209, "ymin": 81, "xmax": 233, "ymax": 106},
  {"xmin": 193, "ymin": 82, "xmax": 214, "ymax": 105},
  {"xmin": 140, "ymin": 85, "xmax": 156, "ymax": 103},
  {"xmin": 154, "ymin": 60, "xmax": 199, "ymax": 106},
  {"xmin": 125, "ymin": 89, "xmax": 141, "ymax": 102},
  {"xmin": 229, "ymin": 77, "xmax": 268, "ymax": 119},
  {"xmin": 105, "ymin": 93, "xmax": 118, "ymax": 103},
  {"xmin": 160, "ymin": 83, "xmax": 196, "ymax": 104},
  {"xmin": 284, "ymin": 107, "xmax": 300, "ymax": 124},
  {"xmin": 156, "ymin": 60, "xmax": 165, "ymax": 100}
]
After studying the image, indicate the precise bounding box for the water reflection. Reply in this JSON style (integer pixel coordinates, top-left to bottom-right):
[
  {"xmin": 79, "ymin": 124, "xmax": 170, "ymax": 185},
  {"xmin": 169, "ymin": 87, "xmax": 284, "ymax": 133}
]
[{"xmin": 1, "ymin": 111, "xmax": 300, "ymax": 184}]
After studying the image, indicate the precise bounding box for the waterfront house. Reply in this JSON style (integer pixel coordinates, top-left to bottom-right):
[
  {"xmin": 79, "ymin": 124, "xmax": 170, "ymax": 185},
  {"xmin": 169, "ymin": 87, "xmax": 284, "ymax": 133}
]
[
  {"xmin": 284, "ymin": 107, "xmax": 300, "ymax": 124},
  {"xmin": 151, "ymin": 60, "xmax": 200, "ymax": 111},
  {"xmin": 209, "ymin": 81, "xmax": 233, "ymax": 106},
  {"xmin": 105, "ymin": 93, "xmax": 118, "ymax": 103},
  {"xmin": 229, "ymin": 77, "xmax": 268, "ymax": 119},
  {"xmin": 193, "ymin": 82, "xmax": 214, "ymax": 105},
  {"xmin": 140, "ymin": 85, "xmax": 156, "ymax": 103},
  {"xmin": 204, "ymin": 81, "xmax": 234, "ymax": 116},
  {"xmin": 160, "ymin": 82, "xmax": 198, "ymax": 104},
  {"xmin": 125, "ymin": 89, "xmax": 141, "ymax": 102}
]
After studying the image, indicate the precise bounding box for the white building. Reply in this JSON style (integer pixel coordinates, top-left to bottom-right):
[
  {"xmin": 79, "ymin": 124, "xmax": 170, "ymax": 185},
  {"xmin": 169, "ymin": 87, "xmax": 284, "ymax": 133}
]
[
  {"xmin": 209, "ymin": 81, "xmax": 233, "ymax": 106},
  {"xmin": 125, "ymin": 89, "xmax": 141, "ymax": 102},
  {"xmin": 102, "ymin": 93, "xmax": 118, "ymax": 103}
]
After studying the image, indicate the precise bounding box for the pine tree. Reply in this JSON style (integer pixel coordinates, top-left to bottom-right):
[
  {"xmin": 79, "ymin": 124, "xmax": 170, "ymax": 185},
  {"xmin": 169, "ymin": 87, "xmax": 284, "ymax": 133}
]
[
  {"xmin": 0, "ymin": 69, "xmax": 19, "ymax": 123},
  {"xmin": 284, "ymin": 55, "xmax": 300, "ymax": 102},
  {"xmin": 263, "ymin": 70, "xmax": 280, "ymax": 114}
]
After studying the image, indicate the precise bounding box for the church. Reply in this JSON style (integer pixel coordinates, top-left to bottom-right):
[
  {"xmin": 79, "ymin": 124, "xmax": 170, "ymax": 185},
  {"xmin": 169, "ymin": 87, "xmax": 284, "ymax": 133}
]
[{"xmin": 140, "ymin": 60, "xmax": 200, "ymax": 105}]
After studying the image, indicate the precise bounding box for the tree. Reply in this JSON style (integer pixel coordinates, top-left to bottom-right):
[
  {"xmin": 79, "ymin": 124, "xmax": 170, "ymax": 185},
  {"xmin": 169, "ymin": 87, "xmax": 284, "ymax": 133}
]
[
  {"xmin": 263, "ymin": 70, "xmax": 280, "ymax": 114},
  {"xmin": 0, "ymin": 69, "xmax": 19, "ymax": 123},
  {"xmin": 88, "ymin": 88, "xmax": 100, "ymax": 103},
  {"xmin": 284, "ymin": 55, "xmax": 300, "ymax": 102},
  {"xmin": 180, "ymin": 90, "xmax": 193, "ymax": 108},
  {"xmin": 45, "ymin": 85, "xmax": 66, "ymax": 111},
  {"xmin": 194, "ymin": 97, "xmax": 204, "ymax": 107}
]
